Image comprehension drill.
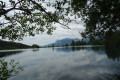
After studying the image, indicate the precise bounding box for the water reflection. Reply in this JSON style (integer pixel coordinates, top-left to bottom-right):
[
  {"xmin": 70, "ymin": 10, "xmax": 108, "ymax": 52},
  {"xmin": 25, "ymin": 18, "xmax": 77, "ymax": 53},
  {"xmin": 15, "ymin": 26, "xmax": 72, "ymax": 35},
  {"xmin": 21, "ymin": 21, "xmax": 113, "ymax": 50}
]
[
  {"xmin": 91, "ymin": 46, "xmax": 105, "ymax": 52},
  {"xmin": 56, "ymin": 46, "xmax": 94, "ymax": 52},
  {"xmin": 1, "ymin": 46, "xmax": 120, "ymax": 80},
  {"xmin": 56, "ymin": 46, "xmax": 105, "ymax": 52},
  {"xmin": 71, "ymin": 47, "xmax": 86, "ymax": 51},
  {"xmin": 55, "ymin": 46, "xmax": 120, "ymax": 80},
  {"xmin": 56, "ymin": 46, "xmax": 120, "ymax": 61},
  {"xmin": 32, "ymin": 48, "xmax": 40, "ymax": 52},
  {"xmin": 56, "ymin": 47, "xmax": 73, "ymax": 52},
  {"xmin": 105, "ymin": 46, "xmax": 120, "ymax": 61},
  {"xmin": 105, "ymin": 63, "xmax": 120, "ymax": 80},
  {"xmin": 0, "ymin": 51, "xmax": 23, "ymax": 58}
]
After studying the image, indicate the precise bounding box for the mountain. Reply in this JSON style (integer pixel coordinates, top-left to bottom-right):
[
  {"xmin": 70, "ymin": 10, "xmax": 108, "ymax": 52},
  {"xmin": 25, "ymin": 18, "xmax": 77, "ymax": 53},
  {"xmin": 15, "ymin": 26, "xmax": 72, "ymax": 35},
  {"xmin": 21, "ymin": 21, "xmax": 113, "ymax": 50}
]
[
  {"xmin": 44, "ymin": 38, "xmax": 89, "ymax": 47},
  {"xmin": 0, "ymin": 40, "xmax": 31, "ymax": 50}
]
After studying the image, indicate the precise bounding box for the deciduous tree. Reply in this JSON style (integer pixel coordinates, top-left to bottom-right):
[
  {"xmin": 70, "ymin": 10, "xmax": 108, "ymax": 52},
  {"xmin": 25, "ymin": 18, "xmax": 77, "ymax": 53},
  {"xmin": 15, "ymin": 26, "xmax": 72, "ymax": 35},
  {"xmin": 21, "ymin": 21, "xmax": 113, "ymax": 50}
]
[
  {"xmin": 71, "ymin": 0, "xmax": 120, "ymax": 40},
  {"xmin": 0, "ymin": 0, "xmax": 72, "ymax": 40}
]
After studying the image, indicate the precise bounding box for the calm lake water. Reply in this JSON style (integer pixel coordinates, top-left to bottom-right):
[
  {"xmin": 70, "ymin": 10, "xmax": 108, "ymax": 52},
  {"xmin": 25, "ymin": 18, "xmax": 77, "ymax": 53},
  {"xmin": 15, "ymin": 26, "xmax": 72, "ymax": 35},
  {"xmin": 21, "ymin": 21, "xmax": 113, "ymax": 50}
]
[{"xmin": 0, "ymin": 46, "xmax": 120, "ymax": 80}]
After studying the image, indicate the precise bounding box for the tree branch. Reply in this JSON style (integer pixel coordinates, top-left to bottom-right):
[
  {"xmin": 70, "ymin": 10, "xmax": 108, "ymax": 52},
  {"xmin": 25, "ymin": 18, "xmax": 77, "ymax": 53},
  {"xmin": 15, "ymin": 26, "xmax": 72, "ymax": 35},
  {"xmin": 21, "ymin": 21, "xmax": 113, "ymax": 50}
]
[
  {"xmin": 29, "ymin": 0, "xmax": 71, "ymax": 29},
  {"xmin": 0, "ymin": 0, "xmax": 24, "ymax": 16}
]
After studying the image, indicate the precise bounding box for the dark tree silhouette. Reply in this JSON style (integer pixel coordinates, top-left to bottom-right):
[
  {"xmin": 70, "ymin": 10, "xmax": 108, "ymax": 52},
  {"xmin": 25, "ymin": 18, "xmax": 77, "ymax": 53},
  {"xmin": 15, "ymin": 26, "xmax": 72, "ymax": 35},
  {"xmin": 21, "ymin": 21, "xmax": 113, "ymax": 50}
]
[
  {"xmin": 71, "ymin": 40, "xmax": 75, "ymax": 46},
  {"xmin": 0, "ymin": 0, "xmax": 71, "ymax": 40},
  {"xmin": 71, "ymin": 0, "xmax": 120, "ymax": 44}
]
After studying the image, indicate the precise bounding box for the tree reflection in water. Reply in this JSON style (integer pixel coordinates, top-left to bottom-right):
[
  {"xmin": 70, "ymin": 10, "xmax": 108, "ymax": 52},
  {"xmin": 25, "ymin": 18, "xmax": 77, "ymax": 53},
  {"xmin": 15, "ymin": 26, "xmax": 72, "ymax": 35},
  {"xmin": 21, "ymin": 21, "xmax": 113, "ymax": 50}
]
[
  {"xmin": 56, "ymin": 46, "xmax": 120, "ymax": 80},
  {"xmin": 32, "ymin": 48, "xmax": 40, "ymax": 52},
  {"xmin": 0, "ymin": 59, "xmax": 23, "ymax": 80},
  {"xmin": 105, "ymin": 46, "xmax": 120, "ymax": 61},
  {"xmin": 105, "ymin": 46, "xmax": 120, "ymax": 80},
  {"xmin": 0, "ymin": 51, "xmax": 23, "ymax": 58}
]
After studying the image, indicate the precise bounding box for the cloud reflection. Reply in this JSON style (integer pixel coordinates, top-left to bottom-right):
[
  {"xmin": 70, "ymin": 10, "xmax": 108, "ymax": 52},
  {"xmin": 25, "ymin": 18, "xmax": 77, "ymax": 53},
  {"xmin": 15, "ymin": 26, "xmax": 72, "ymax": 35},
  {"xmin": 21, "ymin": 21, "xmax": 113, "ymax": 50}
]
[{"xmin": 6, "ymin": 46, "xmax": 120, "ymax": 80}]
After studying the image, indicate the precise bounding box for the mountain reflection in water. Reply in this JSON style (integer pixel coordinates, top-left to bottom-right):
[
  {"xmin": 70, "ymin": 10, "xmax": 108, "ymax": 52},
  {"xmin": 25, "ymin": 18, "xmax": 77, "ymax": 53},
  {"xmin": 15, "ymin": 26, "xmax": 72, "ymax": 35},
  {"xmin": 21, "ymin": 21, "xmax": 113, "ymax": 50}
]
[
  {"xmin": 55, "ymin": 46, "xmax": 120, "ymax": 61},
  {"xmin": 0, "ymin": 46, "xmax": 120, "ymax": 80}
]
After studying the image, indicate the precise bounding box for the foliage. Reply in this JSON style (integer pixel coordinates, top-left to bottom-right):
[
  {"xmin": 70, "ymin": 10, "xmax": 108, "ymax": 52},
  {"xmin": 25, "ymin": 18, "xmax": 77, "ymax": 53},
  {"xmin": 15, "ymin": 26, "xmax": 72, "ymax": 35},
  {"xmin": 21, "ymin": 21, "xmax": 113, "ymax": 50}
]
[
  {"xmin": 65, "ymin": 43, "xmax": 69, "ymax": 46},
  {"xmin": 71, "ymin": 40, "xmax": 75, "ymax": 46},
  {"xmin": 79, "ymin": 40, "xmax": 87, "ymax": 45},
  {"xmin": 52, "ymin": 43, "xmax": 54, "ymax": 47},
  {"xmin": 75, "ymin": 41, "xmax": 80, "ymax": 46},
  {"xmin": 0, "ymin": 59, "xmax": 23, "ymax": 80},
  {"xmin": 1, "ymin": 0, "xmax": 119, "ymax": 45},
  {"xmin": 32, "ymin": 44, "xmax": 39, "ymax": 48},
  {"xmin": 71, "ymin": 40, "xmax": 87, "ymax": 46},
  {"xmin": 0, "ymin": 40, "xmax": 30, "ymax": 50},
  {"xmin": 105, "ymin": 31, "xmax": 120, "ymax": 45},
  {"xmin": 89, "ymin": 36, "xmax": 105, "ymax": 45},
  {"xmin": 71, "ymin": 0, "xmax": 120, "ymax": 42},
  {"xmin": 0, "ymin": 0, "xmax": 72, "ymax": 40}
]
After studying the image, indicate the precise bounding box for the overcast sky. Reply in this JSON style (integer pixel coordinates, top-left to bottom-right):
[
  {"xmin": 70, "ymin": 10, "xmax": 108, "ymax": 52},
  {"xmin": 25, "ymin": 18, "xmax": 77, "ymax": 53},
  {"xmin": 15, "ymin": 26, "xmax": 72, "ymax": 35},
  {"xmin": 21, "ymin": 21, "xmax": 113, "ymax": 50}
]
[
  {"xmin": 15, "ymin": 22, "xmax": 85, "ymax": 46},
  {"xmin": 1, "ymin": 0, "xmax": 85, "ymax": 46}
]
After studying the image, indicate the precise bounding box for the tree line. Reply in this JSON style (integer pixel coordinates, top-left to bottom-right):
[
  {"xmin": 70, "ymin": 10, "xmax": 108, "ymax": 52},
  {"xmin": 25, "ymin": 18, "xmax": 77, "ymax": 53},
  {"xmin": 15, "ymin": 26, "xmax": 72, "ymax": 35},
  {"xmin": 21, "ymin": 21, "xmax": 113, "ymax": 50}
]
[{"xmin": 0, "ymin": 39, "xmax": 40, "ymax": 50}]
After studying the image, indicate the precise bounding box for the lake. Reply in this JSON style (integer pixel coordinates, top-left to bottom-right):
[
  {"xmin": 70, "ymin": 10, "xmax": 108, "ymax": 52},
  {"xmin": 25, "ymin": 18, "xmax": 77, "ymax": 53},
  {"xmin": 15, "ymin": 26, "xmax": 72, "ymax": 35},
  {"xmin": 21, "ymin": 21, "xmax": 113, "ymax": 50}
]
[{"xmin": 0, "ymin": 46, "xmax": 120, "ymax": 80}]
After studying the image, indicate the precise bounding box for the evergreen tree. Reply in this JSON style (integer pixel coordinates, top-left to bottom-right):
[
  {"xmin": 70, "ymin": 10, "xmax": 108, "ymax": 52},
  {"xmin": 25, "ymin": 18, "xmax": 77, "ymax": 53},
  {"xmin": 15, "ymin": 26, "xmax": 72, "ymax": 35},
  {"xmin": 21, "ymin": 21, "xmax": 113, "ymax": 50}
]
[
  {"xmin": 71, "ymin": 40, "xmax": 75, "ymax": 46},
  {"xmin": 65, "ymin": 43, "xmax": 69, "ymax": 46}
]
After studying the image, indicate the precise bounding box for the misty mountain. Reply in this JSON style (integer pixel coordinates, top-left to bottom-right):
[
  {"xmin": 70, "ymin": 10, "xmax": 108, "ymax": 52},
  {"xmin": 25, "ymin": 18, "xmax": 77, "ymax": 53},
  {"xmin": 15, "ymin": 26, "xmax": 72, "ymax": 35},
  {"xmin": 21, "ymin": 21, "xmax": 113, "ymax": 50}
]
[{"xmin": 44, "ymin": 38, "xmax": 89, "ymax": 47}]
